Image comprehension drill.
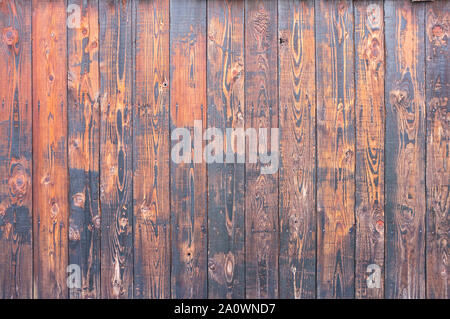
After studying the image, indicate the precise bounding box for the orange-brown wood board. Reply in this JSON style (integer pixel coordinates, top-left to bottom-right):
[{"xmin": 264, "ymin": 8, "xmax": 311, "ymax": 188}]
[{"xmin": 0, "ymin": 0, "xmax": 447, "ymax": 299}]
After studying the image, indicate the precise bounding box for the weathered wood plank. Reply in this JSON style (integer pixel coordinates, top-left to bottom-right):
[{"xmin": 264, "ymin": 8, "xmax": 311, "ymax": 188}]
[
  {"xmin": 245, "ymin": 0, "xmax": 279, "ymax": 299},
  {"xmin": 67, "ymin": 0, "xmax": 101, "ymax": 299},
  {"xmin": 0, "ymin": 0, "xmax": 32, "ymax": 299},
  {"xmin": 425, "ymin": 0, "xmax": 449, "ymax": 299},
  {"xmin": 133, "ymin": 0, "xmax": 170, "ymax": 299},
  {"xmin": 99, "ymin": 0, "xmax": 133, "ymax": 299},
  {"xmin": 316, "ymin": 0, "xmax": 355, "ymax": 299},
  {"xmin": 32, "ymin": 0, "xmax": 68, "ymax": 299},
  {"xmin": 170, "ymin": 0, "xmax": 207, "ymax": 298},
  {"xmin": 385, "ymin": 0, "xmax": 426, "ymax": 299},
  {"xmin": 0, "ymin": 0, "xmax": 444, "ymax": 300},
  {"xmin": 354, "ymin": 0, "xmax": 385, "ymax": 299},
  {"xmin": 207, "ymin": 0, "xmax": 245, "ymax": 299},
  {"xmin": 278, "ymin": 0, "xmax": 316, "ymax": 299}
]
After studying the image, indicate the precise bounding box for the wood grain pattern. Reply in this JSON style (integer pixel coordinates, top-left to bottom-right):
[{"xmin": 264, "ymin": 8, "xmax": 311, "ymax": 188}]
[
  {"xmin": 0, "ymin": 0, "xmax": 32, "ymax": 299},
  {"xmin": 278, "ymin": 0, "xmax": 316, "ymax": 299},
  {"xmin": 354, "ymin": 0, "xmax": 385, "ymax": 299},
  {"xmin": 170, "ymin": 0, "xmax": 207, "ymax": 299},
  {"xmin": 68, "ymin": 0, "xmax": 101, "ymax": 299},
  {"xmin": 32, "ymin": 0, "xmax": 68, "ymax": 299},
  {"xmin": 133, "ymin": 0, "xmax": 170, "ymax": 299},
  {"xmin": 425, "ymin": 0, "xmax": 449, "ymax": 299},
  {"xmin": 245, "ymin": 0, "xmax": 279, "ymax": 299},
  {"xmin": 316, "ymin": 0, "xmax": 355, "ymax": 299},
  {"xmin": 99, "ymin": 0, "xmax": 134, "ymax": 299},
  {"xmin": 207, "ymin": 0, "xmax": 245, "ymax": 299},
  {"xmin": 385, "ymin": 0, "xmax": 426, "ymax": 299},
  {"xmin": 0, "ymin": 0, "xmax": 445, "ymax": 300}
]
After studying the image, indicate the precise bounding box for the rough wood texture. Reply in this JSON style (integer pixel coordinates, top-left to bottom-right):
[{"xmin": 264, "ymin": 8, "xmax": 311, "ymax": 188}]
[
  {"xmin": 385, "ymin": 0, "xmax": 426, "ymax": 299},
  {"xmin": 278, "ymin": 0, "xmax": 316, "ymax": 299},
  {"xmin": 425, "ymin": 0, "xmax": 449, "ymax": 299},
  {"xmin": 32, "ymin": 0, "xmax": 68, "ymax": 299},
  {"xmin": 245, "ymin": 0, "xmax": 279, "ymax": 299},
  {"xmin": 0, "ymin": 0, "xmax": 32, "ymax": 299},
  {"xmin": 354, "ymin": 0, "xmax": 385, "ymax": 299},
  {"xmin": 133, "ymin": 0, "xmax": 170, "ymax": 299},
  {"xmin": 170, "ymin": 0, "xmax": 207, "ymax": 299},
  {"xmin": 207, "ymin": 0, "xmax": 245, "ymax": 299},
  {"xmin": 0, "ymin": 0, "xmax": 446, "ymax": 300},
  {"xmin": 99, "ymin": 0, "xmax": 134, "ymax": 299},
  {"xmin": 68, "ymin": 0, "xmax": 101, "ymax": 299},
  {"xmin": 316, "ymin": 0, "xmax": 355, "ymax": 299}
]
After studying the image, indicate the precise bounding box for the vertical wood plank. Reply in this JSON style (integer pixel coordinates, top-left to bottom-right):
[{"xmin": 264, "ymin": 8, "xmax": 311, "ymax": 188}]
[
  {"xmin": 170, "ymin": 0, "xmax": 207, "ymax": 298},
  {"xmin": 354, "ymin": 0, "xmax": 385, "ymax": 299},
  {"xmin": 245, "ymin": 0, "xmax": 279, "ymax": 299},
  {"xmin": 0, "ymin": 0, "xmax": 32, "ymax": 299},
  {"xmin": 425, "ymin": 0, "xmax": 449, "ymax": 299},
  {"xmin": 385, "ymin": 0, "xmax": 426, "ymax": 299},
  {"xmin": 133, "ymin": 0, "xmax": 170, "ymax": 299},
  {"xmin": 207, "ymin": 0, "xmax": 245, "ymax": 299},
  {"xmin": 32, "ymin": 0, "xmax": 68, "ymax": 299},
  {"xmin": 316, "ymin": 0, "xmax": 355, "ymax": 299},
  {"xmin": 99, "ymin": 0, "xmax": 133, "ymax": 299},
  {"xmin": 278, "ymin": 0, "xmax": 316, "ymax": 299},
  {"xmin": 67, "ymin": 0, "xmax": 101, "ymax": 299},
  {"xmin": 0, "ymin": 0, "xmax": 442, "ymax": 301}
]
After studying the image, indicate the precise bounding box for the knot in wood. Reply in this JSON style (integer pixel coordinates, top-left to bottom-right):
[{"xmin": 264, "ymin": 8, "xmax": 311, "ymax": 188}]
[{"xmin": 2, "ymin": 26, "xmax": 18, "ymax": 46}]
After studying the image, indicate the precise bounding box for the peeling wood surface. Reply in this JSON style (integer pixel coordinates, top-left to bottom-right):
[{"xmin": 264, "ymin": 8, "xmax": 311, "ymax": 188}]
[{"xmin": 0, "ymin": 0, "xmax": 446, "ymax": 299}]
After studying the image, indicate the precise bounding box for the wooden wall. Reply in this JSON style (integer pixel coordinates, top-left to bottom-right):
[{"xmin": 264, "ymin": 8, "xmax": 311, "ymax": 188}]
[{"xmin": 0, "ymin": 0, "xmax": 448, "ymax": 299}]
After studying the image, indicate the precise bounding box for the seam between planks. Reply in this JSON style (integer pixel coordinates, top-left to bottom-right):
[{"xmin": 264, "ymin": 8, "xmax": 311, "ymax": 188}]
[
  {"xmin": 423, "ymin": 0, "xmax": 427, "ymax": 300},
  {"xmin": 352, "ymin": 0, "xmax": 357, "ymax": 298},
  {"xmin": 314, "ymin": 0, "xmax": 318, "ymax": 300}
]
